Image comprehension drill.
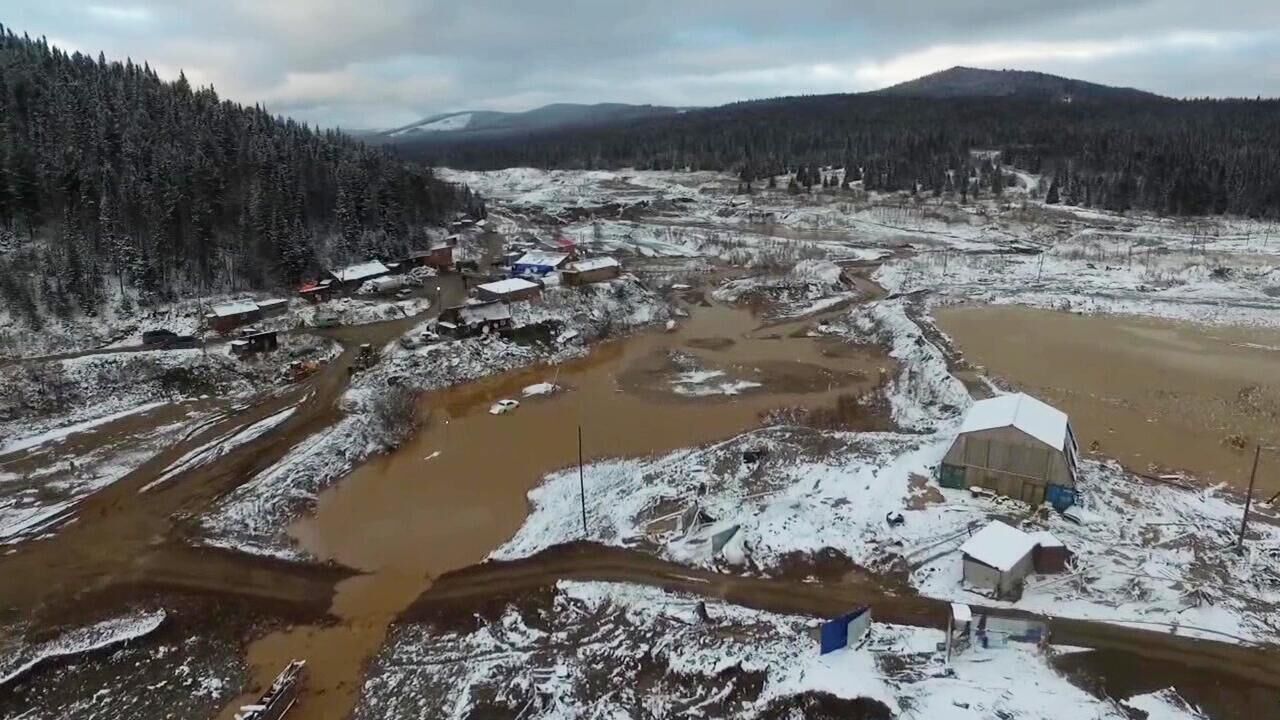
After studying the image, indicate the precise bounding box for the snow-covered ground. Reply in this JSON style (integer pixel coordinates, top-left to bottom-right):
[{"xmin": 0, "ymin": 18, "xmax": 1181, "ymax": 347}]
[
  {"xmin": 0, "ymin": 403, "xmax": 220, "ymax": 544},
  {"xmin": 0, "ymin": 348, "xmax": 267, "ymax": 447},
  {"xmin": 1, "ymin": 611, "xmax": 165, "ymax": 688},
  {"xmin": 494, "ymin": 295, "xmax": 1280, "ymax": 644},
  {"xmin": 355, "ymin": 580, "xmax": 1203, "ymax": 720},
  {"xmin": 138, "ymin": 404, "xmax": 299, "ymax": 494}
]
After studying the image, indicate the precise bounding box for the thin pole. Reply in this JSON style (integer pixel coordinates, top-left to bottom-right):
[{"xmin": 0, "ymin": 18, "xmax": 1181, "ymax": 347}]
[
  {"xmin": 578, "ymin": 425, "xmax": 587, "ymax": 536},
  {"xmin": 1238, "ymin": 445, "xmax": 1261, "ymax": 553}
]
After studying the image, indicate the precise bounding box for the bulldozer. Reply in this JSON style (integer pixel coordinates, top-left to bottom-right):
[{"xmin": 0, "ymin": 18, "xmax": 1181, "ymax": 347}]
[{"xmin": 349, "ymin": 343, "xmax": 379, "ymax": 375}]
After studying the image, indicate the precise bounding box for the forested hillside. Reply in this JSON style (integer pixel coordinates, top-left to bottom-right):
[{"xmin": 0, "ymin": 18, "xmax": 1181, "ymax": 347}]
[
  {"xmin": 405, "ymin": 92, "xmax": 1280, "ymax": 218},
  {"xmin": 0, "ymin": 28, "xmax": 479, "ymax": 322}
]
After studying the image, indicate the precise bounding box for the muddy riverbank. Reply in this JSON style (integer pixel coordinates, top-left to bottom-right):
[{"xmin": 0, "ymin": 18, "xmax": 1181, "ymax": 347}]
[
  {"xmin": 224, "ymin": 299, "xmax": 892, "ymax": 720},
  {"xmin": 936, "ymin": 305, "xmax": 1280, "ymax": 493}
]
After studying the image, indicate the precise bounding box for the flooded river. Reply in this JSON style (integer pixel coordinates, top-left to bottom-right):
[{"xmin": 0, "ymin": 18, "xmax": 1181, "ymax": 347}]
[
  {"xmin": 937, "ymin": 305, "xmax": 1280, "ymax": 493},
  {"xmin": 225, "ymin": 300, "xmax": 889, "ymax": 720}
]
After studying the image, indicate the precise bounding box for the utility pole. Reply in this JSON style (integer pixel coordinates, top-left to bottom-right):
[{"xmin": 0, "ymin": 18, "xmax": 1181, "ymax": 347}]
[
  {"xmin": 578, "ymin": 425, "xmax": 588, "ymax": 536},
  {"xmin": 1237, "ymin": 444, "xmax": 1262, "ymax": 553}
]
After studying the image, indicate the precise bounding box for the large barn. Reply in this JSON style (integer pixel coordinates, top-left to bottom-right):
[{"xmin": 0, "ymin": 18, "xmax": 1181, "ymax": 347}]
[{"xmin": 939, "ymin": 393, "xmax": 1080, "ymax": 509}]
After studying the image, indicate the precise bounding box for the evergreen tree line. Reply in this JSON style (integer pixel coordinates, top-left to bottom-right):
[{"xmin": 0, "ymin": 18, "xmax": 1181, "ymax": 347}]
[
  {"xmin": 0, "ymin": 28, "xmax": 479, "ymax": 323},
  {"xmin": 400, "ymin": 92, "xmax": 1280, "ymax": 218}
]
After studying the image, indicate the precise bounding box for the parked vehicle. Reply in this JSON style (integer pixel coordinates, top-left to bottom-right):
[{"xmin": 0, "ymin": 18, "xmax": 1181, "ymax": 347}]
[{"xmin": 488, "ymin": 399, "xmax": 520, "ymax": 415}]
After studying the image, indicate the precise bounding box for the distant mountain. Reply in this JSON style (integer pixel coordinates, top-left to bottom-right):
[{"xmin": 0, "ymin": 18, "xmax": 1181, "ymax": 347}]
[
  {"xmin": 375, "ymin": 103, "xmax": 688, "ymax": 142},
  {"xmin": 874, "ymin": 66, "xmax": 1162, "ymax": 101}
]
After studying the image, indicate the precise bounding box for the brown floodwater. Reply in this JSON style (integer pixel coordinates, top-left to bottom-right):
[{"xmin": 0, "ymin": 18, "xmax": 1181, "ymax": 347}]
[
  {"xmin": 936, "ymin": 305, "xmax": 1280, "ymax": 493},
  {"xmin": 222, "ymin": 300, "xmax": 890, "ymax": 720}
]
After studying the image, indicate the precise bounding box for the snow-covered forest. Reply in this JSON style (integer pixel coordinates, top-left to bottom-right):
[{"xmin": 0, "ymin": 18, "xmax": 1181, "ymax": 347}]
[
  {"xmin": 0, "ymin": 27, "xmax": 482, "ymax": 325},
  {"xmin": 408, "ymin": 89, "xmax": 1280, "ymax": 220}
]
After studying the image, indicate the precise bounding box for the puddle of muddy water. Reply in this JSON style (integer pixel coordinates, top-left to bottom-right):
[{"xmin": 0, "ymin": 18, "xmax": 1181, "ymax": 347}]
[
  {"xmin": 232, "ymin": 301, "xmax": 890, "ymax": 720},
  {"xmin": 936, "ymin": 305, "xmax": 1280, "ymax": 493}
]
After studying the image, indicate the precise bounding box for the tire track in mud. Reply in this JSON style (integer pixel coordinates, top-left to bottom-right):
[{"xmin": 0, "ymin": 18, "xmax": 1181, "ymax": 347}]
[{"xmin": 405, "ymin": 542, "xmax": 1280, "ymax": 693}]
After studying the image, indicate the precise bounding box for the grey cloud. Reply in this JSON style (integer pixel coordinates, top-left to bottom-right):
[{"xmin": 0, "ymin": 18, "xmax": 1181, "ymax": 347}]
[{"xmin": 6, "ymin": 1, "xmax": 1280, "ymax": 129}]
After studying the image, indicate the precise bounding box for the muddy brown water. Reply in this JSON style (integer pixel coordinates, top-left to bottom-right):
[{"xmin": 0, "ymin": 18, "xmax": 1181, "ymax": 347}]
[
  {"xmin": 936, "ymin": 305, "xmax": 1280, "ymax": 493},
  {"xmin": 224, "ymin": 301, "xmax": 890, "ymax": 720}
]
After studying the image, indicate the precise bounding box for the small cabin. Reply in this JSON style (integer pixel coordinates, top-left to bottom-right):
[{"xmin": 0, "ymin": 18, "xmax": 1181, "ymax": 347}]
[
  {"xmin": 329, "ymin": 260, "xmax": 391, "ymax": 290},
  {"xmin": 561, "ymin": 257, "xmax": 621, "ymax": 286},
  {"xmin": 205, "ymin": 301, "xmax": 262, "ymax": 334},
  {"xmin": 257, "ymin": 298, "xmax": 289, "ymax": 317},
  {"xmin": 475, "ymin": 277, "xmax": 542, "ymax": 303},
  {"xmin": 231, "ymin": 330, "xmax": 278, "ymax": 357},
  {"xmin": 960, "ymin": 521, "xmax": 1068, "ymax": 599},
  {"xmin": 404, "ymin": 244, "xmax": 455, "ymax": 270},
  {"xmin": 939, "ymin": 394, "xmax": 1080, "ymax": 509},
  {"xmin": 298, "ymin": 279, "xmax": 336, "ymax": 304},
  {"xmin": 512, "ymin": 251, "xmax": 570, "ymax": 277}
]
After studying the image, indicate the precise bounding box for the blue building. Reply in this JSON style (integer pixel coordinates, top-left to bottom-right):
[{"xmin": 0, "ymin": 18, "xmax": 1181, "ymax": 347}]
[{"xmin": 512, "ymin": 251, "xmax": 570, "ymax": 277}]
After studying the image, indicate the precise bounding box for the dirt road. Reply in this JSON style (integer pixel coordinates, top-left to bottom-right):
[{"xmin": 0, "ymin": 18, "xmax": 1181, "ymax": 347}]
[{"xmin": 406, "ymin": 541, "xmax": 1280, "ymax": 693}]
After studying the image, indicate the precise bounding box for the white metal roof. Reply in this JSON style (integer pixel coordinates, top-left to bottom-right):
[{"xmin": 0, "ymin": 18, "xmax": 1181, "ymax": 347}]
[
  {"xmin": 208, "ymin": 301, "xmax": 259, "ymax": 317},
  {"xmin": 959, "ymin": 521, "xmax": 1038, "ymax": 572},
  {"xmin": 950, "ymin": 603, "xmax": 973, "ymax": 623},
  {"xmin": 566, "ymin": 256, "xmax": 620, "ymax": 272},
  {"xmin": 959, "ymin": 393, "xmax": 1069, "ymax": 449},
  {"xmin": 514, "ymin": 251, "xmax": 570, "ymax": 268},
  {"xmin": 477, "ymin": 278, "xmax": 539, "ymax": 295},
  {"xmin": 332, "ymin": 260, "xmax": 390, "ymax": 282}
]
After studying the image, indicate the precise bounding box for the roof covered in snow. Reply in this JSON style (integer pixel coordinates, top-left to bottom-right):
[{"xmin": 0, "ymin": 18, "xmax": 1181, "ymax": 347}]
[
  {"xmin": 958, "ymin": 393, "xmax": 1069, "ymax": 449},
  {"xmin": 477, "ymin": 278, "xmax": 539, "ymax": 295},
  {"xmin": 960, "ymin": 521, "xmax": 1038, "ymax": 572},
  {"xmin": 207, "ymin": 301, "xmax": 259, "ymax": 317},
  {"xmin": 332, "ymin": 260, "xmax": 390, "ymax": 282},
  {"xmin": 566, "ymin": 256, "xmax": 620, "ymax": 272},
  {"xmin": 458, "ymin": 302, "xmax": 512, "ymax": 323},
  {"xmin": 514, "ymin": 251, "xmax": 570, "ymax": 268}
]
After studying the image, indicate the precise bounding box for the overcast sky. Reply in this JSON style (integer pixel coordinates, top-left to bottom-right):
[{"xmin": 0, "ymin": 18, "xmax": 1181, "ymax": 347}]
[{"xmin": 7, "ymin": 1, "xmax": 1280, "ymax": 130}]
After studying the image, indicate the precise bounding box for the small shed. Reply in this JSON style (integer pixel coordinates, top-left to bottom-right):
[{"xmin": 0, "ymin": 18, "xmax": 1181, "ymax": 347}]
[
  {"xmin": 231, "ymin": 330, "xmax": 278, "ymax": 357},
  {"xmin": 960, "ymin": 521, "xmax": 1038, "ymax": 598},
  {"xmin": 512, "ymin": 251, "xmax": 570, "ymax": 277},
  {"xmin": 299, "ymin": 279, "xmax": 335, "ymax": 304},
  {"xmin": 205, "ymin": 301, "xmax": 262, "ymax": 333},
  {"xmin": 475, "ymin": 277, "xmax": 542, "ymax": 303},
  {"xmin": 1031, "ymin": 531, "xmax": 1071, "ymax": 574},
  {"xmin": 561, "ymin": 256, "xmax": 621, "ymax": 286},
  {"xmin": 405, "ymin": 245, "xmax": 454, "ymax": 270},
  {"xmin": 330, "ymin": 260, "xmax": 390, "ymax": 289},
  {"xmin": 939, "ymin": 393, "xmax": 1080, "ymax": 509}
]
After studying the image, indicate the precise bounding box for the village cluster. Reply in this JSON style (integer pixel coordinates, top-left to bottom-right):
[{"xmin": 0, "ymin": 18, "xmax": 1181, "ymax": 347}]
[{"xmin": 3, "ymin": 167, "xmax": 1276, "ymax": 720}]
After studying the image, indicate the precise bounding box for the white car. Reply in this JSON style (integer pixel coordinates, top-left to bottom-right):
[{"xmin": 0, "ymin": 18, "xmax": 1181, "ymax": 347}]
[{"xmin": 488, "ymin": 399, "xmax": 520, "ymax": 415}]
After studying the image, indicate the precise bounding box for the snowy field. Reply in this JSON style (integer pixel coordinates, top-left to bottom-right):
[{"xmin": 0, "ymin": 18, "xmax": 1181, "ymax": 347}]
[
  {"xmin": 0, "ymin": 403, "xmax": 219, "ymax": 544},
  {"xmin": 355, "ymin": 580, "xmax": 1206, "ymax": 720}
]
